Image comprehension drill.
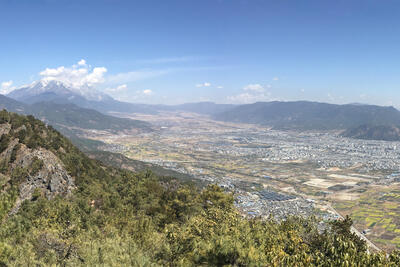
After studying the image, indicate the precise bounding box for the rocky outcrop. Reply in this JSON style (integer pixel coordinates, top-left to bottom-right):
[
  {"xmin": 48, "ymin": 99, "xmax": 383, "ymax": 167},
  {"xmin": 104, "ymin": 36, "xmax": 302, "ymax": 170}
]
[
  {"xmin": 0, "ymin": 123, "xmax": 10, "ymax": 137},
  {"xmin": 19, "ymin": 147, "xmax": 74, "ymax": 196},
  {"xmin": 0, "ymin": 122, "xmax": 75, "ymax": 214},
  {"xmin": 0, "ymin": 116, "xmax": 77, "ymax": 217},
  {"xmin": 9, "ymin": 146, "xmax": 75, "ymax": 214}
]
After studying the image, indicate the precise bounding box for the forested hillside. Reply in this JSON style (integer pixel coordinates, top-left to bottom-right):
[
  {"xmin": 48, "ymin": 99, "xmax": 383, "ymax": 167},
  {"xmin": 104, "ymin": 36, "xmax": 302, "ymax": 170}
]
[
  {"xmin": 29, "ymin": 102, "xmax": 152, "ymax": 133},
  {"xmin": 0, "ymin": 94, "xmax": 152, "ymax": 144},
  {"xmin": 342, "ymin": 124, "xmax": 400, "ymax": 141},
  {"xmin": 0, "ymin": 110, "xmax": 400, "ymax": 266},
  {"xmin": 87, "ymin": 150, "xmax": 205, "ymax": 186}
]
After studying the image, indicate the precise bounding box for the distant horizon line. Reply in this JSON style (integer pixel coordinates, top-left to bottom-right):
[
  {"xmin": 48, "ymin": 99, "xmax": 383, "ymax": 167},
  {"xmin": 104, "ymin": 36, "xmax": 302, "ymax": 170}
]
[
  {"xmin": 1, "ymin": 91, "xmax": 395, "ymax": 109},
  {"xmin": 2, "ymin": 79, "xmax": 396, "ymax": 109}
]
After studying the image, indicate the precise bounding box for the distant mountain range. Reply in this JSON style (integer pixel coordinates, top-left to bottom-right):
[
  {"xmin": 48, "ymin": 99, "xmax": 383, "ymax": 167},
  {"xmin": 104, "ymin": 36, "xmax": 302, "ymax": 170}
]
[
  {"xmin": 8, "ymin": 80, "xmax": 110, "ymax": 102},
  {"xmin": 7, "ymin": 80, "xmax": 237, "ymax": 116},
  {"xmin": 213, "ymin": 101, "xmax": 400, "ymax": 131},
  {"xmin": 0, "ymin": 93, "xmax": 151, "ymax": 140},
  {"xmin": 8, "ymin": 80, "xmax": 158, "ymax": 114},
  {"xmin": 5, "ymin": 81, "xmax": 400, "ymax": 142}
]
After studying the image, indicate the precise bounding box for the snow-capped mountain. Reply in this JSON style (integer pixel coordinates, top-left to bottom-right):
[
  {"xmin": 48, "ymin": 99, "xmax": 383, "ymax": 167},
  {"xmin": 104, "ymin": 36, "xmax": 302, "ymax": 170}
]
[
  {"xmin": 7, "ymin": 80, "xmax": 112, "ymax": 103},
  {"xmin": 6, "ymin": 79, "xmax": 158, "ymax": 114}
]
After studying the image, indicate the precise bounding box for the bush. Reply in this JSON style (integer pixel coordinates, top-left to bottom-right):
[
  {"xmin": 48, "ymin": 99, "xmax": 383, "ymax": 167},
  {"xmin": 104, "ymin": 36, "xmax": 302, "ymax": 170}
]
[{"xmin": 0, "ymin": 134, "xmax": 10, "ymax": 154}]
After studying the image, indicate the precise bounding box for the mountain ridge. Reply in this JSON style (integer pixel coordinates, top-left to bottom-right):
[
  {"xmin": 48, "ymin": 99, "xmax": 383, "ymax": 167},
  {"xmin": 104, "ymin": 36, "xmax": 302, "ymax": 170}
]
[
  {"xmin": 7, "ymin": 80, "xmax": 159, "ymax": 115},
  {"xmin": 29, "ymin": 101, "xmax": 152, "ymax": 134},
  {"xmin": 6, "ymin": 80, "xmax": 237, "ymax": 115},
  {"xmin": 213, "ymin": 101, "xmax": 400, "ymax": 130},
  {"xmin": 8, "ymin": 80, "xmax": 112, "ymax": 102},
  {"xmin": 6, "ymin": 81, "xmax": 400, "ymax": 140},
  {"xmin": 0, "ymin": 93, "xmax": 152, "ymax": 143}
]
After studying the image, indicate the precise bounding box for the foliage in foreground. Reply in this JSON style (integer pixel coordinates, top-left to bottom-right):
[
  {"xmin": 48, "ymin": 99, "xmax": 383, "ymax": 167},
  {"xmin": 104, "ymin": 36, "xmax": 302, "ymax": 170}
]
[{"xmin": 0, "ymin": 110, "xmax": 400, "ymax": 266}]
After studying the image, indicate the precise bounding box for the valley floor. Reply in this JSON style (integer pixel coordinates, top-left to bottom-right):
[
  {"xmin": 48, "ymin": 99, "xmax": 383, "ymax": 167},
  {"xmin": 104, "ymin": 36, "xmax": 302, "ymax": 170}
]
[{"xmin": 85, "ymin": 111, "xmax": 400, "ymax": 252}]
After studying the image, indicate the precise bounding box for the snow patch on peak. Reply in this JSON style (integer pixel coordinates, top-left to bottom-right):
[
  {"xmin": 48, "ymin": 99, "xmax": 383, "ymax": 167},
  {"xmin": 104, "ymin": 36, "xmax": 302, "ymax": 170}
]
[
  {"xmin": 8, "ymin": 78, "xmax": 111, "ymax": 102},
  {"xmin": 7, "ymin": 60, "xmax": 112, "ymax": 102},
  {"xmin": 38, "ymin": 79, "xmax": 68, "ymax": 88}
]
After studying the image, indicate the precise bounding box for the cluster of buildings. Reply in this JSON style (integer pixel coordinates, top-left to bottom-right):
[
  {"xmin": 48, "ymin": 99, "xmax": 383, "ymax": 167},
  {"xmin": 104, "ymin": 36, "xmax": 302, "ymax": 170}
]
[
  {"xmin": 195, "ymin": 130, "xmax": 400, "ymax": 172},
  {"xmin": 109, "ymin": 119, "xmax": 400, "ymax": 224},
  {"xmin": 235, "ymin": 190, "xmax": 315, "ymax": 220}
]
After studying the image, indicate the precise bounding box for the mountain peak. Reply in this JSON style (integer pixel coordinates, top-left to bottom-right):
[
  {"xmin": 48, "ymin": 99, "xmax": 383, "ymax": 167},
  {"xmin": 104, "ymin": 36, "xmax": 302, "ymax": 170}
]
[
  {"xmin": 37, "ymin": 79, "xmax": 67, "ymax": 88},
  {"xmin": 7, "ymin": 79, "xmax": 111, "ymax": 103}
]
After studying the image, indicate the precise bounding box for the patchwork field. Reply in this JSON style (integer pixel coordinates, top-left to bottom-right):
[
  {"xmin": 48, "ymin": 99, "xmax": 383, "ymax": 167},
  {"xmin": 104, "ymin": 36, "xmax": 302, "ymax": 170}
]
[
  {"xmin": 334, "ymin": 187, "xmax": 400, "ymax": 251},
  {"xmin": 85, "ymin": 111, "xmax": 400, "ymax": 251}
]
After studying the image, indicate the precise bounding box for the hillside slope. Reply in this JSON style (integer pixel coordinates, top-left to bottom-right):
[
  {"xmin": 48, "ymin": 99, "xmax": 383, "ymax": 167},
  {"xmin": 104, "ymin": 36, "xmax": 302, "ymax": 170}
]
[
  {"xmin": 0, "ymin": 95, "xmax": 29, "ymax": 114},
  {"xmin": 87, "ymin": 150, "xmax": 205, "ymax": 186},
  {"xmin": 342, "ymin": 124, "xmax": 400, "ymax": 141},
  {"xmin": 0, "ymin": 111, "xmax": 79, "ymax": 217},
  {"xmin": 0, "ymin": 111, "xmax": 399, "ymax": 265},
  {"xmin": 214, "ymin": 101, "xmax": 400, "ymax": 130},
  {"xmin": 0, "ymin": 93, "xmax": 152, "ymax": 142},
  {"xmin": 29, "ymin": 102, "xmax": 152, "ymax": 133}
]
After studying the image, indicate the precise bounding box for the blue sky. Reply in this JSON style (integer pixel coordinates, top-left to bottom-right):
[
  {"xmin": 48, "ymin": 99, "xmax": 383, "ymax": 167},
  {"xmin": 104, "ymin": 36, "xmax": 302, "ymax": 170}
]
[{"xmin": 1, "ymin": 0, "xmax": 400, "ymax": 106}]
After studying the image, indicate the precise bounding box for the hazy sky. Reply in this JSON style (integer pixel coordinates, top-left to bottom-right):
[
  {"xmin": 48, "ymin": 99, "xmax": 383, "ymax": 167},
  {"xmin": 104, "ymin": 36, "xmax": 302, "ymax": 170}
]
[{"xmin": 1, "ymin": 0, "xmax": 400, "ymax": 106}]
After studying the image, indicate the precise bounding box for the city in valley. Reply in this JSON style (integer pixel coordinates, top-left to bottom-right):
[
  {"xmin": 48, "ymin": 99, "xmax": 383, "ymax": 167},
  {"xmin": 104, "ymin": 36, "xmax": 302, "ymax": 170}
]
[
  {"xmin": 82, "ymin": 111, "xmax": 400, "ymax": 251},
  {"xmin": 5, "ymin": 1, "xmax": 400, "ymax": 264}
]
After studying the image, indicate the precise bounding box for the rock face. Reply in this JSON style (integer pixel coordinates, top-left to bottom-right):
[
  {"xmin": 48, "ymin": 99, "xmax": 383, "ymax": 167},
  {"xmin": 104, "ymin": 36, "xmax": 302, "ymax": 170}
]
[
  {"xmin": 0, "ymin": 122, "xmax": 75, "ymax": 214},
  {"xmin": 11, "ymin": 146, "xmax": 75, "ymax": 214},
  {"xmin": 17, "ymin": 148, "xmax": 74, "ymax": 197},
  {"xmin": 0, "ymin": 123, "xmax": 11, "ymax": 136}
]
